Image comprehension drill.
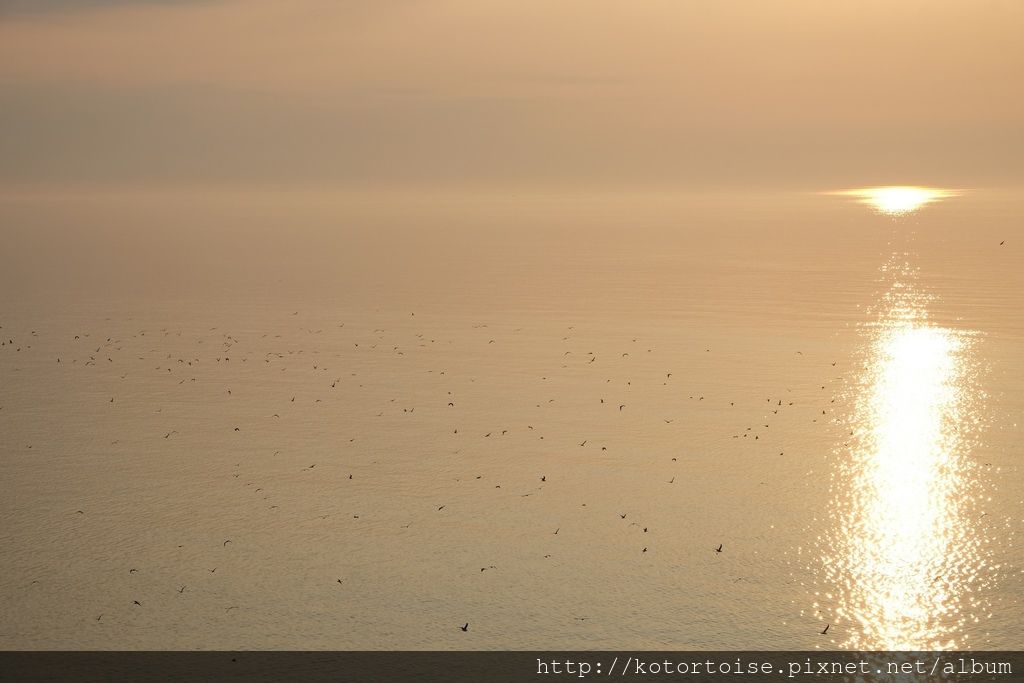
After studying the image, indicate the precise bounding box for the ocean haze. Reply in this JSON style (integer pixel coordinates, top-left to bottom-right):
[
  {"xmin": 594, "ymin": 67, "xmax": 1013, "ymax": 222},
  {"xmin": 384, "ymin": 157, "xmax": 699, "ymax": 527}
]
[
  {"xmin": 0, "ymin": 190, "xmax": 1020, "ymax": 648},
  {"xmin": 1, "ymin": 0, "xmax": 1022, "ymax": 191},
  {"xmin": 0, "ymin": 0, "xmax": 1021, "ymax": 652}
]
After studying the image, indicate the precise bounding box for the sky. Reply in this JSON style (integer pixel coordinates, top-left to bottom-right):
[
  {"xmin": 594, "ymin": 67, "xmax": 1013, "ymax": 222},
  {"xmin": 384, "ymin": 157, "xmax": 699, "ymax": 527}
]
[{"xmin": 0, "ymin": 0, "xmax": 1021, "ymax": 193}]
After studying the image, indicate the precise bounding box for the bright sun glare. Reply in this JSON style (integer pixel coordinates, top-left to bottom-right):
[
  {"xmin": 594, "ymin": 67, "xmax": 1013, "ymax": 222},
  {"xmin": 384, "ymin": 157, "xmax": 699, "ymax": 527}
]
[{"xmin": 833, "ymin": 187, "xmax": 957, "ymax": 215}]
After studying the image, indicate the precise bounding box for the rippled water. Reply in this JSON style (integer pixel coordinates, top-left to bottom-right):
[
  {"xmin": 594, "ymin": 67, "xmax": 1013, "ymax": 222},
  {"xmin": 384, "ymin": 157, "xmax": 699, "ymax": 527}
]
[
  {"xmin": 816, "ymin": 260, "xmax": 992, "ymax": 650},
  {"xmin": 0, "ymin": 189, "xmax": 1020, "ymax": 649}
]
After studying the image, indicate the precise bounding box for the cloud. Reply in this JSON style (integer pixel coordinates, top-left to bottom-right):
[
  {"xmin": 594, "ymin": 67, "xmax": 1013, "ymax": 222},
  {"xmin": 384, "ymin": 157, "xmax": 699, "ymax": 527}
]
[
  {"xmin": 0, "ymin": 0, "xmax": 1021, "ymax": 190},
  {"xmin": 0, "ymin": 0, "xmax": 206, "ymax": 17}
]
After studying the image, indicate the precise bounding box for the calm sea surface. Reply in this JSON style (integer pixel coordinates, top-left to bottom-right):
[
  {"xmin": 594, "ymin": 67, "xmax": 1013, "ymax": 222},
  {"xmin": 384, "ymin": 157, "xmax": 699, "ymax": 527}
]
[{"xmin": 0, "ymin": 190, "xmax": 1021, "ymax": 649}]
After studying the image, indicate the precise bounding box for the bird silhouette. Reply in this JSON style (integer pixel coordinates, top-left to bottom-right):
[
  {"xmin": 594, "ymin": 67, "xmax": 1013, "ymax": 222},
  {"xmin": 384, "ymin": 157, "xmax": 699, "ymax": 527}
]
[
  {"xmin": 715, "ymin": 544, "xmax": 723, "ymax": 553},
  {"xmin": 460, "ymin": 623, "xmax": 469, "ymax": 632},
  {"xmin": 821, "ymin": 624, "xmax": 830, "ymax": 635}
]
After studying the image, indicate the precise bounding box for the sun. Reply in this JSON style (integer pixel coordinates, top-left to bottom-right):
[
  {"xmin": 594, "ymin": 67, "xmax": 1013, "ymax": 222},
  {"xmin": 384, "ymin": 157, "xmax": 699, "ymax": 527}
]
[{"xmin": 830, "ymin": 187, "xmax": 957, "ymax": 215}]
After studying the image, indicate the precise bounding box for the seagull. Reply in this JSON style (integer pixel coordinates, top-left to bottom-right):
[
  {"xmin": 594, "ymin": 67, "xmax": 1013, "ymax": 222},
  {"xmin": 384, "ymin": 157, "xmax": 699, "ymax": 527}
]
[
  {"xmin": 460, "ymin": 623, "xmax": 469, "ymax": 632},
  {"xmin": 821, "ymin": 624, "xmax": 830, "ymax": 635},
  {"xmin": 715, "ymin": 544, "xmax": 723, "ymax": 553},
  {"xmin": 133, "ymin": 600, "xmax": 142, "ymax": 606}
]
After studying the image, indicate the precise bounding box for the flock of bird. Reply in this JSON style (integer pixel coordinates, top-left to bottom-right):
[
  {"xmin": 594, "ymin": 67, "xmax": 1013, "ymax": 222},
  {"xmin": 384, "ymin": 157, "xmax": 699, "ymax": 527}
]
[{"xmin": 1, "ymin": 309, "xmax": 857, "ymax": 643}]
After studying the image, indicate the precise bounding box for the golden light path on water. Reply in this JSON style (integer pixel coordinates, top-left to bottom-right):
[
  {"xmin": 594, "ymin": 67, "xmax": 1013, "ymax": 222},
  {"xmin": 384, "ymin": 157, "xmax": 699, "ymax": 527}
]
[{"xmin": 815, "ymin": 188, "xmax": 994, "ymax": 650}]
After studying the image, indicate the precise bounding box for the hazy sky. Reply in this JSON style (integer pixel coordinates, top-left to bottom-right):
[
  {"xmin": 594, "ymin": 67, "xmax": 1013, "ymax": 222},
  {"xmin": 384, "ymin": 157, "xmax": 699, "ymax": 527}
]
[{"xmin": 1, "ymin": 0, "xmax": 1021, "ymax": 192}]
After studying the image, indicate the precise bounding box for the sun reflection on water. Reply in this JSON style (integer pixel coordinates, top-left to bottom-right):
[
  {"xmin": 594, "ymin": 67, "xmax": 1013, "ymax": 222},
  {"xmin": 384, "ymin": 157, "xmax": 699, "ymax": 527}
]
[
  {"xmin": 819, "ymin": 263, "xmax": 991, "ymax": 650},
  {"xmin": 830, "ymin": 187, "xmax": 958, "ymax": 215}
]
